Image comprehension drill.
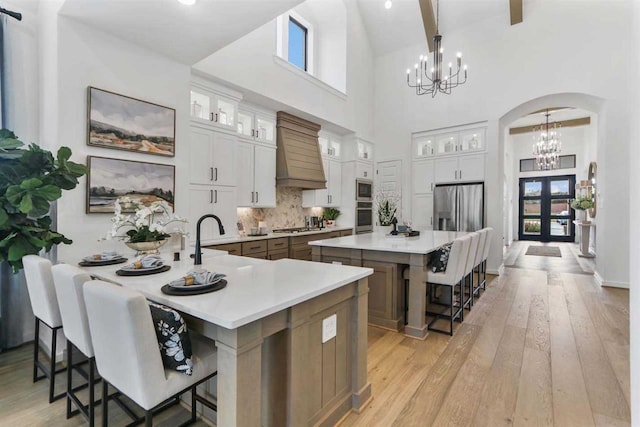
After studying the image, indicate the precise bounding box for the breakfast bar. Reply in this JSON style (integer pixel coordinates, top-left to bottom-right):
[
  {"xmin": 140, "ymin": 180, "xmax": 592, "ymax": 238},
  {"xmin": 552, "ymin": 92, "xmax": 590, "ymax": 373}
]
[
  {"xmin": 71, "ymin": 252, "xmax": 373, "ymax": 427},
  {"xmin": 309, "ymin": 230, "xmax": 467, "ymax": 340}
]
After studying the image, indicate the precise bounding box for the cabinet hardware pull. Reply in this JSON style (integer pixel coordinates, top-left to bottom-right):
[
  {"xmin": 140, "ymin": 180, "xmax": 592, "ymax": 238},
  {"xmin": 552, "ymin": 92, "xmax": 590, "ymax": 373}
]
[
  {"xmin": 210, "ymin": 112, "xmax": 214, "ymax": 121},
  {"xmin": 460, "ymin": 170, "xmax": 462, "ymax": 179},
  {"xmin": 214, "ymin": 168, "xmax": 218, "ymax": 181},
  {"xmin": 256, "ymin": 192, "xmax": 259, "ymax": 203},
  {"xmin": 250, "ymin": 246, "xmax": 261, "ymax": 250},
  {"xmin": 364, "ymin": 171, "xmax": 367, "ymax": 177},
  {"xmin": 256, "ymin": 130, "xmax": 259, "ymax": 139},
  {"xmin": 210, "ymin": 190, "xmax": 213, "ymax": 204},
  {"xmin": 215, "ymin": 113, "xmax": 218, "ymax": 122},
  {"xmin": 251, "ymin": 129, "xmax": 255, "ymax": 137},
  {"xmin": 210, "ymin": 167, "xmax": 214, "ymax": 181},
  {"xmin": 455, "ymin": 170, "xmax": 457, "ymax": 179},
  {"xmin": 214, "ymin": 190, "xmax": 218, "ymax": 203},
  {"xmin": 251, "ymin": 192, "xmax": 254, "ymax": 203}
]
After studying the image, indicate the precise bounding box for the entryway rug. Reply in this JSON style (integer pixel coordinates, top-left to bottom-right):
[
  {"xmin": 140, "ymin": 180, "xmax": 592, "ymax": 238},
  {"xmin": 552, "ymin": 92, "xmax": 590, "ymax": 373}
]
[{"xmin": 525, "ymin": 245, "xmax": 562, "ymax": 257}]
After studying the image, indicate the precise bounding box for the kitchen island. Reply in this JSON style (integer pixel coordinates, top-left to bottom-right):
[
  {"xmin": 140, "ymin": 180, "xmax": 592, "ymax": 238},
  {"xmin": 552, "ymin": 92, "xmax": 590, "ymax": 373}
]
[
  {"xmin": 68, "ymin": 251, "xmax": 373, "ymax": 426},
  {"xmin": 310, "ymin": 230, "xmax": 467, "ymax": 340}
]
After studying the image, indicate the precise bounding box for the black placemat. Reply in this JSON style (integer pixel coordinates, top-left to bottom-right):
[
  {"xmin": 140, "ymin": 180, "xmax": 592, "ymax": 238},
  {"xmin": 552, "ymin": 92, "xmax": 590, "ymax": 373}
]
[
  {"xmin": 161, "ymin": 279, "xmax": 227, "ymax": 296},
  {"xmin": 79, "ymin": 258, "xmax": 128, "ymax": 267},
  {"xmin": 116, "ymin": 265, "xmax": 171, "ymax": 276}
]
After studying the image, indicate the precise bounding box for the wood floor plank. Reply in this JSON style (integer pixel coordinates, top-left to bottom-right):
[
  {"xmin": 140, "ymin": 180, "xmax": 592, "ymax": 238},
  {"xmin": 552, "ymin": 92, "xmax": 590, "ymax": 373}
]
[
  {"xmin": 562, "ymin": 275, "xmax": 631, "ymax": 422},
  {"xmin": 391, "ymin": 323, "xmax": 481, "ymax": 427},
  {"xmin": 548, "ymin": 283, "xmax": 596, "ymax": 427}
]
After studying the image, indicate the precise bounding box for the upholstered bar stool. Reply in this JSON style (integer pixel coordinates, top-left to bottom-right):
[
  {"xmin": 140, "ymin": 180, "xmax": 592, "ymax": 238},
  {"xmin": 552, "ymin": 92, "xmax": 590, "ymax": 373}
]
[
  {"xmin": 83, "ymin": 280, "xmax": 218, "ymax": 427},
  {"xmin": 479, "ymin": 227, "xmax": 494, "ymax": 291},
  {"xmin": 425, "ymin": 235, "xmax": 471, "ymax": 335},
  {"xmin": 23, "ymin": 254, "xmax": 66, "ymax": 403},
  {"xmin": 52, "ymin": 264, "xmax": 100, "ymax": 426},
  {"xmin": 461, "ymin": 232, "xmax": 479, "ymax": 311},
  {"xmin": 471, "ymin": 229, "xmax": 488, "ymax": 303}
]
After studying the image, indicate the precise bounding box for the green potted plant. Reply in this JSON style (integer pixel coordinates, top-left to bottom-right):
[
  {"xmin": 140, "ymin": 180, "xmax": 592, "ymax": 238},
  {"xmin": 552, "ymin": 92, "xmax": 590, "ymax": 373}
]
[
  {"xmin": 571, "ymin": 196, "xmax": 594, "ymax": 223},
  {"xmin": 323, "ymin": 207, "xmax": 341, "ymax": 228},
  {"xmin": 0, "ymin": 129, "xmax": 88, "ymax": 273}
]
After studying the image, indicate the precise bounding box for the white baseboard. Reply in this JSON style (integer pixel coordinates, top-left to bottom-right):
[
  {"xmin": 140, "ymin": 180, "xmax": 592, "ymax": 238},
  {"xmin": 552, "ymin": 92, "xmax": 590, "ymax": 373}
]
[{"xmin": 594, "ymin": 270, "xmax": 630, "ymax": 289}]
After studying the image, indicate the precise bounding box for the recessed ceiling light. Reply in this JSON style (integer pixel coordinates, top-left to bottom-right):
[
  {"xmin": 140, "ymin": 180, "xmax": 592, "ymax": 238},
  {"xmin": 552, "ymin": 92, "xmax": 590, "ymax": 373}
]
[
  {"xmin": 384, "ymin": 0, "xmax": 392, "ymax": 9},
  {"xmin": 178, "ymin": 0, "xmax": 196, "ymax": 5}
]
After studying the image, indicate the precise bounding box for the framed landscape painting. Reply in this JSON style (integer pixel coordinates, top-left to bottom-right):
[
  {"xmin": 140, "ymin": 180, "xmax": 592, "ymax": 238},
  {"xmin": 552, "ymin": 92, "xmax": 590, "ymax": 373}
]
[
  {"xmin": 86, "ymin": 156, "xmax": 175, "ymax": 214},
  {"xmin": 87, "ymin": 87, "xmax": 176, "ymax": 156}
]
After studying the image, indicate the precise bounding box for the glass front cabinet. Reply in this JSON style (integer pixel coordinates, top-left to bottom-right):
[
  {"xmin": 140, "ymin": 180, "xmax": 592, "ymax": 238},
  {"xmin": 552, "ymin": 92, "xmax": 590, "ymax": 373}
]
[
  {"xmin": 237, "ymin": 107, "xmax": 276, "ymax": 144},
  {"xmin": 413, "ymin": 124, "xmax": 486, "ymax": 159},
  {"xmin": 190, "ymin": 81, "xmax": 241, "ymax": 132}
]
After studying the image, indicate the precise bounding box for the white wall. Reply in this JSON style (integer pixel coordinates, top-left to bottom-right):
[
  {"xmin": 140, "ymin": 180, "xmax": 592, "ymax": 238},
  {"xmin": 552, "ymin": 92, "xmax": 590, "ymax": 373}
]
[
  {"xmin": 508, "ymin": 123, "xmax": 595, "ymax": 241},
  {"xmin": 373, "ymin": 1, "xmax": 631, "ymax": 285},
  {"xmin": 37, "ymin": 10, "xmax": 192, "ymax": 261},
  {"xmin": 194, "ymin": 0, "xmax": 373, "ymax": 141}
]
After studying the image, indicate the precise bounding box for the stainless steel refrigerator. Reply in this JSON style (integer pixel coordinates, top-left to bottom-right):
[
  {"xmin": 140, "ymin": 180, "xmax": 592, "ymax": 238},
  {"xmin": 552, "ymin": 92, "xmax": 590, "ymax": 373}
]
[{"xmin": 433, "ymin": 183, "xmax": 484, "ymax": 232}]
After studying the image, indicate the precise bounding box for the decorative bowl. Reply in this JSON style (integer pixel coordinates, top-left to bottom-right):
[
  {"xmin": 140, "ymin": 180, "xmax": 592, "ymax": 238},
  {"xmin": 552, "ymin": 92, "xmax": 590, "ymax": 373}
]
[{"xmin": 125, "ymin": 239, "xmax": 168, "ymax": 256}]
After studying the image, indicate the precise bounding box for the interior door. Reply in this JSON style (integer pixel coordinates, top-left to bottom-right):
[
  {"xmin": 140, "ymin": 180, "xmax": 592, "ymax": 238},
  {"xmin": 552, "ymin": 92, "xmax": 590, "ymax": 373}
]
[{"xmin": 519, "ymin": 175, "xmax": 575, "ymax": 242}]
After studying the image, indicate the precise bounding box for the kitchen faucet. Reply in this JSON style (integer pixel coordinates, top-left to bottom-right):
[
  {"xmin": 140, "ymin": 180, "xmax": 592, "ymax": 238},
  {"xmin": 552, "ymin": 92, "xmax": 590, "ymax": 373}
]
[{"xmin": 194, "ymin": 214, "xmax": 225, "ymax": 265}]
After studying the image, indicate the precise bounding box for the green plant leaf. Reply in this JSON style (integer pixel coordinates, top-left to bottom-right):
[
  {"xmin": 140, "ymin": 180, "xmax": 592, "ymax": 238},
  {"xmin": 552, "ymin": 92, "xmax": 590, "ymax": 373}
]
[
  {"xmin": 36, "ymin": 184, "xmax": 62, "ymax": 201},
  {"xmin": 29, "ymin": 197, "xmax": 52, "ymax": 218},
  {"xmin": 0, "ymin": 137, "xmax": 23, "ymax": 151},
  {"xmin": 20, "ymin": 178, "xmax": 43, "ymax": 190},
  {"xmin": 7, "ymin": 235, "xmax": 35, "ymax": 261},
  {"xmin": 0, "ymin": 208, "xmax": 8, "ymax": 227},
  {"xmin": 19, "ymin": 194, "xmax": 33, "ymax": 214},
  {"xmin": 0, "ymin": 232, "xmax": 17, "ymax": 248},
  {"xmin": 56, "ymin": 146, "xmax": 72, "ymax": 163}
]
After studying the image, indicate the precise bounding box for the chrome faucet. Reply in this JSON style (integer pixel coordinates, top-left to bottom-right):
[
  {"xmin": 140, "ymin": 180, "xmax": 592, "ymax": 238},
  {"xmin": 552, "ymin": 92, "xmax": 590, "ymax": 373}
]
[{"xmin": 194, "ymin": 214, "xmax": 225, "ymax": 265}]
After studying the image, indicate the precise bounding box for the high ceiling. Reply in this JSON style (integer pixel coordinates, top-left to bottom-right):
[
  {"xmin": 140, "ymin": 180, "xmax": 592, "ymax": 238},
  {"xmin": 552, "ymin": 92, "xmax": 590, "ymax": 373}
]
[
  {"xmin": 59, "ymin": 0, "xmax": 304, "ymax": 64},
  {"xmin": 356, "ymin": 0, "xmax": 514, "ymax": 56}
]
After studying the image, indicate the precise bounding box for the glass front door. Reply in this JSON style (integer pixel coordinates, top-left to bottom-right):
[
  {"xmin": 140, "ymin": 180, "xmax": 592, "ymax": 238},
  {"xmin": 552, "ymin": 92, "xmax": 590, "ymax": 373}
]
[{"xmin": 519, "ymin": 175, "xmax": 575, "ymax": 242}]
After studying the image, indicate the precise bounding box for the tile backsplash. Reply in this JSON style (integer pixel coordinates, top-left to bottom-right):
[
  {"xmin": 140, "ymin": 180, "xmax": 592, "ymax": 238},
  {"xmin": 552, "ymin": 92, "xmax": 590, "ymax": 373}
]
[{"xmin": 237, "ymin": 187, "xmax": 323, "ymax": 232}]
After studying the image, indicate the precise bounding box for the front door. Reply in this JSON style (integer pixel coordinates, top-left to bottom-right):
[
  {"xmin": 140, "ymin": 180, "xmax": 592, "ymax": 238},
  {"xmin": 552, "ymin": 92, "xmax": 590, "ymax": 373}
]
[{"xmin": 518, "ymin": 175, "xmax": 575, "ymax": 242}]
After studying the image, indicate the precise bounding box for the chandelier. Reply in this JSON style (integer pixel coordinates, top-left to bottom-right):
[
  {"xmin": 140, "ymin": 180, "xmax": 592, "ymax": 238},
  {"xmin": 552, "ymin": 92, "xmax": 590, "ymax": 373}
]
[
  {"xmin": 406, "ymin": 0, "xmax": 468, "ymax": 97},
  {"xmin": 533, "ymin": 110, "xmax": 562, "ymax": 170}
]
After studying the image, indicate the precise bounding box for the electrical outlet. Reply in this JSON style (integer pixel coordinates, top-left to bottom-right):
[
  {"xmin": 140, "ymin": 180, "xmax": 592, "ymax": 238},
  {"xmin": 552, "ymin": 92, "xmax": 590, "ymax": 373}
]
[{"xmin": 322, "ymin": 314, "xmax": 337, "ymax": 343}]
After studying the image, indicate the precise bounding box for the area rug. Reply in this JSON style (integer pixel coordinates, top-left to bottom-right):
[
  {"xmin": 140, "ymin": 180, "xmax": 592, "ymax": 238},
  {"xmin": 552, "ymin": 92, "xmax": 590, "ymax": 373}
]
[{"xmin": 525, "ymin": 245, "xmax": 562, "ymax": 257}]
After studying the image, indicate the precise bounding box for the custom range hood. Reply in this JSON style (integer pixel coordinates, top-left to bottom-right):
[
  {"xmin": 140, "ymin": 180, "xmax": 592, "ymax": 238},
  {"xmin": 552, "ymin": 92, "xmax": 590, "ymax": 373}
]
[{"xmin": 276, "ymin": 112, "xmax": 326, "ymax": 189}]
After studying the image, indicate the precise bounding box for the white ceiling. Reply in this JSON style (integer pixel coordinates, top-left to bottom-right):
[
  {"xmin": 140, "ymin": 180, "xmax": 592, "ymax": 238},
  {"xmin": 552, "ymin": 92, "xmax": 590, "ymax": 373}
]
[
  {"xmin": 59, "ymin": 0, "xmax": 304, "ymax": 64},
  {"xmin": 356, "ymin": 0, "xmax": 513, "ymax": 56}
]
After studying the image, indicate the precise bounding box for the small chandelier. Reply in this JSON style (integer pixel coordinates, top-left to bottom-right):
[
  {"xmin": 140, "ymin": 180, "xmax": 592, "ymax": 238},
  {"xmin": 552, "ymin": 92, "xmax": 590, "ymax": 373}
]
[
  {"xmin": 533, "ymin": 110, "xmax": 562, "ymax": 170},
  {"xmin": 406, "ymin": 0, "xmax": 468, "ymax": 97}
]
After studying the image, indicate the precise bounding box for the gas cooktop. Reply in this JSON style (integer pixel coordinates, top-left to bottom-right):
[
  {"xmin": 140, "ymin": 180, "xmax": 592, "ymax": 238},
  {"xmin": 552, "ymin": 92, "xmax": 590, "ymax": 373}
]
[{"xmin": 271, "ymin": 227, "xmax": 324, "ymax": 234}]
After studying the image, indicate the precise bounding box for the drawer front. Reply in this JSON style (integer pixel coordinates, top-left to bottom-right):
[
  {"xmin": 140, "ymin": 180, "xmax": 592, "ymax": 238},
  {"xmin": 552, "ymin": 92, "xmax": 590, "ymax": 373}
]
[
  {"xmin": 268, "ymin": 238, "xmax": 289, "ymax": 251},
  {"xmin": 290, "ymin": 234, "xmax": 315, "ymax": 245},
  {"xmin": 207, "ymin": 242, "xmax": 242, "ymax": 256},
  {"xmin": 326, "ymin": 231, "xmax": 341, "ymax": 239},
  {"xmin": 290, "ymin": 245, "xmax": 312, "ymax": 261},
  {"xmin": 339, "ymin": 229, "xmax": 353, "ymax": 237},
  {"xmin": 244, "ymin": 251, "xmax": 268, "ymax": 260},
  {"xmin": 242, "ymin": 240, "xmax": 268, "ymax": 255},
  {"xmin": 268, "ymin": 248, "xmax": 289, "ymax": 260}
]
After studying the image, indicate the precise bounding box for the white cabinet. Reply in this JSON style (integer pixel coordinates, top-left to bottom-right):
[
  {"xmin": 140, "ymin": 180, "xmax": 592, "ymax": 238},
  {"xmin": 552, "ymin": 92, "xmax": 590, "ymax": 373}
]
[
  {"xmin": 412, "ymin": 160, "xmax": 435, "ymax": 194},
  {"xmin": 237, "ymin": 141, "xmax": 276, "ymax": 207},
  {"xmin": 357, "ymin": 140, "xmax": 373, "ymax": 160},
  {"xmin": 355, "ymin": 161, "xmax": 373, "ymax": 179},
  {"xmin": 302, "ymin": 158, "xmax": 342, "ymax": 207},
  {"xmin": 189, "ymin": 125, "xmax": 237, "ymax": 187},
  {"xmin": 434, "ymin": 154, "xmax": 485, "ymax": 184},
  {"xmin": 412, "ymin": 194, "xmax": 434, "ymax": 230},
  {"xmin": 237, "ymin": 107, "xmax": 276, "ymax": 144},
  {"xmin": 413, "ymin": 124, "xmax": 486, "ymax": 158},
  {"xmin": 190, "ymin": 86, "xmax": 239, "ymax": 132},
  {"xmin": 318, "ymin": 132, "xmax": 341, "ymax": 158},
  {"xmin": 187, "ymin": 186, "xmax": 237, "ymax": 240}
]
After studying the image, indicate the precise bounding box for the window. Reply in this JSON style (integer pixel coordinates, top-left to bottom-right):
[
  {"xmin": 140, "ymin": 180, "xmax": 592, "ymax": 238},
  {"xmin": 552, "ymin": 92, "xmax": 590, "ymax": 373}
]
[
  {"xmin": 519, "ymin": 155, "xmax": 576, "ymax": 172},
  {"xmin": 288, "ymin": 17, "xmax": 307, "ymax": 71}
]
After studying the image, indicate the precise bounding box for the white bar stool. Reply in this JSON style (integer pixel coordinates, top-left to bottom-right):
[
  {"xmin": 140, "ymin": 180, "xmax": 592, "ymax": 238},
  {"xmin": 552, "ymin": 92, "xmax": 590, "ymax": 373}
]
[
  {"xmin": 425, "ymin": 235, "xmax": 471, "ymax": 335},
  {"xmin": 471, "ymin": 229, "xmax": 488, "ymax": 303},
  {"xmin": 23, "ymin": 254, "xmax": 66, "ymax": 403},
  {"xmin": 480, "ymin": 227, "xmax": 494, "ymax": 291},
  {"xmin": 83, "ymin": 280, "xmax": 218, "ymax": 427},
  {"xmin": 461, "ymin": 232, "xmax": 480, "ymax": 311},
  {"xmin": 52, "ymin": 264, "xmax": 100, "ymax": 426}
]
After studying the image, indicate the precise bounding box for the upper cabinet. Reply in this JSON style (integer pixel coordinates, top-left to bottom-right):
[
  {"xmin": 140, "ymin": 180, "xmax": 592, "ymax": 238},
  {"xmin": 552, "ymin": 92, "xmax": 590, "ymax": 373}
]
[
  {"xmin": 318, "ymin": 132, "xmax": 341, "ymax": 158},
  {"xmin": 190, "ymin": 79, "xmax": 242, "ymax": 132},
  {"xmin": 413, "ymin": 124, "xmax": 486, "ymax": 159},
  {"xmin": 189, "ymin": 124, "xmax": 237, "ymax": 187},
  {"xmin": 302, "ymin": 157, "xmax": 342, "ymax": 208},
  {"xmin": 237, "ymin": 141, "xmax": 276, "ymax": 208},
  {"xmin": 237, "ymin": 106, "xmax": 276, "ymax": 145}
]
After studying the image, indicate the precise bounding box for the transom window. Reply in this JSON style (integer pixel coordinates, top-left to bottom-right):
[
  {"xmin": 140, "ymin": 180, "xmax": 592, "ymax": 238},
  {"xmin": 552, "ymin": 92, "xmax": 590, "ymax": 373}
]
[{"xmin": 288, "ymin": 17, "xmax": 307, "ymax": 71}]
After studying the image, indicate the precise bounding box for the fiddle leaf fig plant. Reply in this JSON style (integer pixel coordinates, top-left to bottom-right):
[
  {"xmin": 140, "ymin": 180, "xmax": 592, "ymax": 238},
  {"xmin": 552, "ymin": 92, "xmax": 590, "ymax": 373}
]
[{"xmin": 0, "ymin": 129, "xmax": 88, "ymax": 272}]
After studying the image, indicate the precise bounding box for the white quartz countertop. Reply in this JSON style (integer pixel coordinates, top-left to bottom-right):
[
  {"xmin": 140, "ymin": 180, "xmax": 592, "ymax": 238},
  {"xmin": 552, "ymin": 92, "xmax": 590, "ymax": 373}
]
[
  {"xmin": 309, "ymin": 230, "xmax": 469, "ymax": 254},
  {"xmin": 66, "ymin": 252, "xmax": 372, "ymax": 330},
  {"xmin": 198, "ymin": 226, "xmax": 353, "ymax": 246}
]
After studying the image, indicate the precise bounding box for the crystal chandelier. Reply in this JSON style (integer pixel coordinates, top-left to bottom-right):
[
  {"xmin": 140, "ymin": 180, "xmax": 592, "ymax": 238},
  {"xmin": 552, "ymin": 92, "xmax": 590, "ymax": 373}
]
[
  {"xmin": 406, "ymin": 0, "xmax": 468, "ymax": 97},
  {"xmin": 533, "ymin": 110, "xmax": 562, "ymax": 170}
]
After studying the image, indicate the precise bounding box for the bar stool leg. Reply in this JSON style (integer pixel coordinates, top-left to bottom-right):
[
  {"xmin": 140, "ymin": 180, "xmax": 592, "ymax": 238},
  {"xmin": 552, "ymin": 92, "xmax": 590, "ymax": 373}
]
[
  {"xmin": 102, "ymin": 380, "xmax": 109, "ymax": 427},
  {"xmin": 66, "ymin": 340, "xmax": 73, "ymax": 419},
  {"xmin": 89, "ymin": 358, "xmax": 96, "ymax": 427},
  {"xmin": 49, "ymin": 327, "xmax": 58, "ymax": 403},
  {"xmin": 33, "ymin": 318, "xmax": 40, "ymax": 383}
]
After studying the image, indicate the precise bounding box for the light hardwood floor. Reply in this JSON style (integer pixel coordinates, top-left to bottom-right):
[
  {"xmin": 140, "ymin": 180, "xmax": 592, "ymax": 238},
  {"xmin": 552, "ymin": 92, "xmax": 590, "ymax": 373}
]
[{"xmin": 0, "ymin": 242, "xmax": 629, "ymax": 426}]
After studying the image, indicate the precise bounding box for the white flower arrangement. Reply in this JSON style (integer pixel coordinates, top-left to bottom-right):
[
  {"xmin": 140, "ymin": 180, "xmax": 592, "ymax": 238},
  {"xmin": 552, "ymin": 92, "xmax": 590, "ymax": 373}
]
[
  {"xmin": 375, "ymin": 189, "xmax": 401, "ymax": 226},
  {"xmin": 109, "ymin": 197, "xmax": 187, "ymax": 243}
]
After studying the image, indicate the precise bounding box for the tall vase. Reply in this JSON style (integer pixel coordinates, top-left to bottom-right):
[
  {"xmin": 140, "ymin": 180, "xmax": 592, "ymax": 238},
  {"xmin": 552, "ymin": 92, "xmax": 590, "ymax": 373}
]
[{"xmin": 576, "ymin": 210, "xmax": 586, "ymax": 223}]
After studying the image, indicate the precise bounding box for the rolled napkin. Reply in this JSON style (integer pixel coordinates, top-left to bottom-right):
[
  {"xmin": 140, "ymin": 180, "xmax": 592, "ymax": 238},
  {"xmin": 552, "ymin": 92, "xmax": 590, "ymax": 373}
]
[
  {"xmin": 169, "ymin": 269, "xmax": 226, "ymax": 288},
  {"xmin": 125, "ymin": 255, "xmax": 164, "ymax": 270},
  {"xmin": 84, "ymin": 251, "xmax": 121, "ymax": 262}
]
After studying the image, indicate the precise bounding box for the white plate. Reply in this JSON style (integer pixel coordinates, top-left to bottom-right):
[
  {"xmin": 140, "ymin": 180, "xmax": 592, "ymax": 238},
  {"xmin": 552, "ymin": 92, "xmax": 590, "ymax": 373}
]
[
  {"xmin": 169, "ymin": 275, "xmax": 226, "ymax": 290},
  {"xmin": 82, "ymin": 255, "xmax": 125, "ymax": 263},
  {"xmin": 120, "ymin": 263, "xmax": 166, "ymax": 272}
]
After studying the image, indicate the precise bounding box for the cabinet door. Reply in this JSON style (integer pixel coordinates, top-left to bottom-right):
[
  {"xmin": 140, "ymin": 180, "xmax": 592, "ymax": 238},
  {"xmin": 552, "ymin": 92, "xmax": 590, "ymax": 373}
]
[
  {"xmin": 412, "ymin": 194, "xmax": 434, "ymax": 229},
  {"xmin": 253, "ymin": 145, "xmax": 276, "ymax": 207},
  {"xmin": 187, "ymin": 187, "xmax": 215, "ymax": 240},
  {"xmin": 237, "ymin": 109, "xmax": 254, "ymax": 139},
  {"xmin": 189, "ymin": 126, "xmax": 214, "ymax": 185},
  {"xmin": 434, "ymin": 157, "xmax": 459, "ymax": 184},
  {"xmin": 363, "ymin": 260, "xmax": 397, "ymax": 324},
  {"xmin": 458, "ymin": 154, "xmax": 485, "ymax": 182},
  {"xmin": 190, "ymin": 90, "xmax": 213, "ymax": 124},
  {"xmin": 458, "ymin": 128, "xmax": 485, "ymax": 153},
  {"xmin": 328, "ymin": 159, "xmax": 342, "ymax": 206},
  {"xmin": 412, "ymin": 160, "xmax": 435, "ymax": 194},
  {"xmin": 212, "ymin": 132, "xmax": 237, "ymax": 187},
  {"xmin": 315, "ymin": 157, "xmax": 330, "ymax": 206},
  {"xmin": 356, "ymin": 162, "xmax": 373, "ymax": 179},
  {"xmin": 255, "ymin": 114, "xmax": 275, "ymax": 144},
  {"xmin": 236, "ymin": 141, "xmax": 254, "ymax": 207},
  {"xmin": 435, "ymin": 133, "xmax": 459, "ymax": 155},
  {"xmin": 211, "ymin": 186, "xmax": 237, "ymax": 239},
  {"xmin": 290, "ymin": 245, "xmax": 312, "ymax": 261},
  {"xmin": 212, "ymin": 96, "xmax": 237, "ymax": 131}
]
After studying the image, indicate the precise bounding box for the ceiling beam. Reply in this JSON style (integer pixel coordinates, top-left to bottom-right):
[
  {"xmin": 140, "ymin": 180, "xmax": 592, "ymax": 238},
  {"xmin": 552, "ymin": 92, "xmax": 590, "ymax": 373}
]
[
  {"xmin": 509, "ymin": 117, "xmax": 591, "ymax": 135},
  {"xmin": 419, "ymin": 0, "xmax": 436, "ymax": 53},
  {"xmin": 510, "ymin": 0, "xmax": 523, "ymax": 25}
]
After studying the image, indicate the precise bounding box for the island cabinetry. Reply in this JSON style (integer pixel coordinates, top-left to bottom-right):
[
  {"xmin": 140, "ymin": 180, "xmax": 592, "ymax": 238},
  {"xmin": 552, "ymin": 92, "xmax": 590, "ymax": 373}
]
[{"xmin": 267, "ymin": 238, "xmax": 289, "ymax": 260}]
